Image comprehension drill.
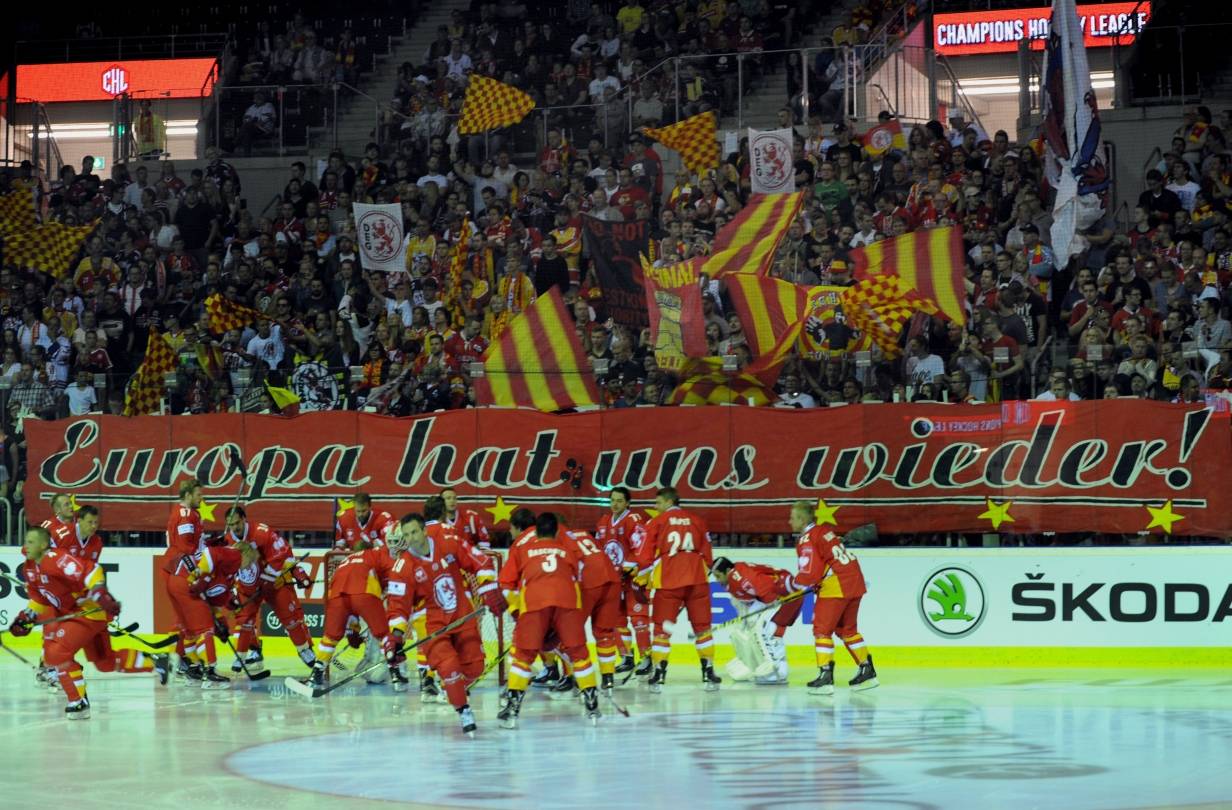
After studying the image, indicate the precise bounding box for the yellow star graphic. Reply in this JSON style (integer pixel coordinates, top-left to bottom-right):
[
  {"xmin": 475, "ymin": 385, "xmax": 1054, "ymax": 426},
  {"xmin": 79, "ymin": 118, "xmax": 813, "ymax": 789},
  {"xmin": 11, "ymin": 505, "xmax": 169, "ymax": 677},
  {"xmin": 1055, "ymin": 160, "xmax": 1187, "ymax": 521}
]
[
  {"xmin": 814, "ymin": 499, "xmax": 840, "ymax": 526},
  {"xmin": 485, "ymin": 496, "xmax": 515, "ymax": 525},
  {"xmin": 197, "ymin": 500, "xmax": 218, "ymax": 523},
  {"xmin": 1145, "ymin": 500, "xmax": 1184, "ymax": 534},
  {"xmin": 978, "ymin": 498, "xmax": 1014, "ymax": 530},
  {"xmin": 335, "ymin": 498, "xmax": 355, "ymax": 517},
  {"xmin": 645, "ymin": 507, "xmax": 660, "ymax": 518}
]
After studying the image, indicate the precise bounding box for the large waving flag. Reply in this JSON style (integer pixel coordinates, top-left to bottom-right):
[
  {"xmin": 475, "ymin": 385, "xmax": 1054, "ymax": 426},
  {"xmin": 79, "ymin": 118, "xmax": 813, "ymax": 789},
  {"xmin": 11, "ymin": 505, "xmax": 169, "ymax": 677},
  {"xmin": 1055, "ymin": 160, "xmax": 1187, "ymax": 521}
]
[
  {"xmin": 840, "ymin": 278, "xmax": 918, "ymax": 358},
  {"xmin": 798, "ymin": 286, "xmax": 874, "ymax": 358},
  {"xmin": 204, "ymin": 293, "xmax": 265, "ymax": 334},
  {"xmin": 458, "ymin": 75, "xmax": 536, "ymax": 135},
  {"xmin": 3, "ymin": 219, "xmax": 97, "ymax": 279},
  {"xmin": 1042, "ymin": 0, "xmax": 1109, "ymax": 271},
  {"xmin": 642, "ymin": 111, "xmax": 721, "ymax": 175},
  {"xmin": 703, "ymin": 192, "xmax": 804, "ymax": 278},
  {"xmin": 725, "ymin": 274, "xmax": 812, "ymax": 367},
  {"xmin": 0, "ymin": 187, "xmax": 37, "ymax": 232},
  {"xmin": 861, "ymin": 119, "xmax": 907, "ymax": 158},
  {"xmin": 475, "ymin": 287, "xmax": 600, "ymax": 411},
  {"xmin": 124, "ymin": 329, "xmax": 177, "ymax": 416},
  {"xmin": 643, "ymin": 258, "xmax": 707, "ymax": 372},
  {"xmin": 847, "ymin": 226, "xmax": 967, "ymax": 325},
  {"xmin": 667, "ymin": 357, "xmax": 777, "ymax": 406}
]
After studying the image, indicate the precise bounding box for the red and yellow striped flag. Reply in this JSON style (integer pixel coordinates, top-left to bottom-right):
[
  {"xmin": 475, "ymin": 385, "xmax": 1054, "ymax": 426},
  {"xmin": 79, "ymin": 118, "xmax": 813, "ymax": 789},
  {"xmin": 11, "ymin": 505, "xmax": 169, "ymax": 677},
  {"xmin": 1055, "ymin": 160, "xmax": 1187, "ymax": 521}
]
[
  {"xmin": 666, "ymin": 357, "xmax": 777, "ymax": 406},
  {"xmin": 458, "ymin": 75, "xmax": 536, "ymax": 135},
  {"xmin": 642, "ymin": 111, "xmax": 721, "ymax": 175},
  {"xmin": 703, "ymin": 192, "xmax": 804, "ymax": 278},
  {"xmin": 847, "ymin": 226, "xmax": 968, "ymax": 325},
  {"xmin": 204, "ymin": 293, "xmax": 265, "ymax": 334},
  {"xmin": 725, "ymin": 274, "xmax": 811, "ymax": 366},
  {"xmin": 124, "ymin": 329, "xmax": 177, "ymax": 416},
  {"xmin": 475, "ymin": 287, "xmax": 600, "ymax": 411},
  {"xmin": 840, "ymin": 278, "xmax": 919, "ymax": 358}
]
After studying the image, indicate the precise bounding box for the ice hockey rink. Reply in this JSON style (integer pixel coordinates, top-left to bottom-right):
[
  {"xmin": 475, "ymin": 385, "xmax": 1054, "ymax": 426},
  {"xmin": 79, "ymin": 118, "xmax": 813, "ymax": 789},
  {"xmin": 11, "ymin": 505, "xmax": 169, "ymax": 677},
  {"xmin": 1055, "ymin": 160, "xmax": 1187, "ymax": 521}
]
[{"xmin": 3, "ymin": 653, "xmax": 1231, "ymax": 810}]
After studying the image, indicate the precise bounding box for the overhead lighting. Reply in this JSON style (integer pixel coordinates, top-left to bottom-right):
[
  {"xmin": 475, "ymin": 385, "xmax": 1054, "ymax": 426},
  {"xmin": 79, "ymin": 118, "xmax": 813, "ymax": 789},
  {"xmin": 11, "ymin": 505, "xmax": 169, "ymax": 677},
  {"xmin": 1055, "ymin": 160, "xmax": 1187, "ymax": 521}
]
[
  {"xmin": 958, "ymin": 72, "xmax": 1115, "ymax": 96},
  {"xmin": 25, "ymin": 119, "xmax": 199, "ymax": 140}
]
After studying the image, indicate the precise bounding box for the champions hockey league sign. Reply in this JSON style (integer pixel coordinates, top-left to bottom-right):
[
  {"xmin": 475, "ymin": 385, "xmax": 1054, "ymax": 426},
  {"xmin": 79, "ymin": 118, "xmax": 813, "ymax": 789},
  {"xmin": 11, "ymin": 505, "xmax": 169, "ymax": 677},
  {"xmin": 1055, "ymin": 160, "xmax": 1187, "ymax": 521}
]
[{"xmin": 26, "ymin": 401, "xmax": 1232, "ymax": 536}]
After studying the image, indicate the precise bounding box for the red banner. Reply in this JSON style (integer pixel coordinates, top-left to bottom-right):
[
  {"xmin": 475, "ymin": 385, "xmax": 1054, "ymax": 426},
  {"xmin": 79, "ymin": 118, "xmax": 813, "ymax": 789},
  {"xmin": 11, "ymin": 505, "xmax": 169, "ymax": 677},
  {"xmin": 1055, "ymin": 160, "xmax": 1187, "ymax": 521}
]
[
  {"xmin": 25, "ymin": 402, "xmax": 1232, "ymax": 536},
  {"xmin": 16, "ymin": 58, "xmax": 219, "ymax": 102}
]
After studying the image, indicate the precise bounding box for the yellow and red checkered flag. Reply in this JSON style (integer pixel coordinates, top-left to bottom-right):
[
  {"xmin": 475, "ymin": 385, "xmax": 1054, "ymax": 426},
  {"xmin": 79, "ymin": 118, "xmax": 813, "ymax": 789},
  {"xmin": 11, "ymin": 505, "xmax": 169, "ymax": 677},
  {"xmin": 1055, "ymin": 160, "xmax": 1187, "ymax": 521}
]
[
  {"xmin": 124, "ymin": 329, "xmax": 177, "ymax": 416},
  {"xmin": 847, "ymin": 226, "xmax": 967, "ymax": 325},
  {"xmin": 457, "ymin": 75, "xmax": 536, "ymax": 135},
  {"xmin": 204, "ymin": 293, "xmax": 265, "ymax": 334},
  {"xmin": 0, "ymin": 187, "xmax": 37, "ymax": 233},
  {"xmin": 703, "ymin": 192, "xmax": 804, "ymax": 278},
  {"xmin": 4, "ymin": 219, "xmax": 97, "ymax": 279},
  {"xmin": 642, "ymin": 111, "xmax": 721, "ymax": 175},
  {"xmin": 666, "ymin": 357, "xmax": 777, "ymax": 406},
  {"xmin": 475, "ymin": 287, "xmax": 600, "ymax": 411},
  {"xmin": 840, "ymin": 278, "xmax": 919, "ymax": 358}
]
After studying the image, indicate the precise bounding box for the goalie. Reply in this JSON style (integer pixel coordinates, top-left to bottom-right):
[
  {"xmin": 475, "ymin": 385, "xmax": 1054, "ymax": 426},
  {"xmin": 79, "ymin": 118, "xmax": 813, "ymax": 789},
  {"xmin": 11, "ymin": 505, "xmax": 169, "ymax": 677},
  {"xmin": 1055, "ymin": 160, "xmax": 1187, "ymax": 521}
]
[{"xmin": 710, "ymin": 558, "xmax": 803, "ymax": 685}]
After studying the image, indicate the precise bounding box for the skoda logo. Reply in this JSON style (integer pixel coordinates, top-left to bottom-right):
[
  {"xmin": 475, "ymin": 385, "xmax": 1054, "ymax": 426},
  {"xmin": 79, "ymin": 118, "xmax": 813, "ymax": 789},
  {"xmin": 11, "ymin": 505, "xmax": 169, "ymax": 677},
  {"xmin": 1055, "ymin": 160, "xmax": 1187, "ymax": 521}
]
[{"xmin": 920, "ymin": 566, "xmax": 986, "ymax": 638}]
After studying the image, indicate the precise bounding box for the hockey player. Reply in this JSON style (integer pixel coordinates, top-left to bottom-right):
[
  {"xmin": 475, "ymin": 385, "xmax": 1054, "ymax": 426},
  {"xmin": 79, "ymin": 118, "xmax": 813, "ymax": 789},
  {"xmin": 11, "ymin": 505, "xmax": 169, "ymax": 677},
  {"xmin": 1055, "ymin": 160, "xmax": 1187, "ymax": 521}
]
[
  {"xmin": 334, "ymin": 492, "xmax": 396, "ymax": 680},
  {"xmin": 40, "ymin": 492, "xmax": 77, "ymax": 549},
  {"xmin": 31, "ymin": 502, "xmax": 102, "ymax": 688},
  {"xmin": 568, "ymin": 524, "xmax": 623, "ymax": 694},
  {"xmin": 635, "ymin": 487, "xmax": 720, "ymax": 693},
  {"xmin": 594, "ymin": 486, "xmax": 650, "ymax": 677},
  {"xmin": 788, "ymin": 501, "xmax": 879, "ymax": 695},
  {"xmin": 60, "ymin": 504, "xmax": 104, "ymax": 562},
  {"xmin": 8, "ymin": 526, "xmax": 169, "ymax": 719},
  {"xmin": 163, "ymin": 477, "xmax": 229, "ymax": 684},
  {"xmin": 497, "ymin": 512, "xmax": 602, "ymax": 729},
  {"xmin": 711, "ymin": 557, "xmax": 801, "ymax": 684},
  {"xmin": 305, "ymin": 542, "xmax": 402, "ymax": 691},
  {"xmin": 335, "ymin": 492, "xmax": 396, "ymax": 550},
  {"xmin": 388, "ymin": 513, "xmax": 505, "ymax": 736},
  {"xmin": 440, "ymin": 487, "xmax": 491, "ymax": 549},
  {"xmin": 224, "ymin": 507, "xmax": 317, "ymax": 674}
]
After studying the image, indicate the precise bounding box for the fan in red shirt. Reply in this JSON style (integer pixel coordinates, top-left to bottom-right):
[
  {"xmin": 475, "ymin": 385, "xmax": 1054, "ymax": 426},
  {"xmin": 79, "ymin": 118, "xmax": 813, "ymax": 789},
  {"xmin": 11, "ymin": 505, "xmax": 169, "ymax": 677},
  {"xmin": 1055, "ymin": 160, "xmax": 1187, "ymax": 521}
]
[
  {"xmin": 8, "ymin": 526, "xmax": 169, "ymax": 719},
  {"xmin": 334, "ymin": 492, "xmax": 396, "ymax": 550},
  {"xmin": 224, "ymin": 506, "xmax": 317, "ymax": 674},
  {"xmin": 444, "ymin": 318, "xmax": 490, "ymax": 368},
  {"xmin": 711, "ymin": 558, "xmax": 799, "ymax": 684},
  {"xmin": 594, "ymin": 486, "xmax": 650, "ymax": 675},
  {"xmin": 634, "ymin": 487, "xmax": 720, "ymax": 692},
  {"xmin": 304, "ymin": 543, "xmax": 401, "ymax": 691},
  {"xmin": 162, "ymin": 477, "xmax": 231, "ymax": 683},
  {"xmin": 439, "ymin": 487, "xmax": 491, "ymax": 549},
  {"xmin": 788, "ymin": 501, "xmax": 879, "ymax": 696},
  {"xmin": 386, "ymin": 512, "xmax": 505, "ymax": 736},
  {"xmin": 497, "ymin": 512, "xmax": 602, "ymax": 728}
]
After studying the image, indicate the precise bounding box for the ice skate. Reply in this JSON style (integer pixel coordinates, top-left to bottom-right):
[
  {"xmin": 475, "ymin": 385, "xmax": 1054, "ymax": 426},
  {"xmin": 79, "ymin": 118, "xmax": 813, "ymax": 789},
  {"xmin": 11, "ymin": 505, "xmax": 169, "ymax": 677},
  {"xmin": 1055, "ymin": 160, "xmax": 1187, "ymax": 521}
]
[
  {"xmin": 701, "ymin": 660, "xmax": 722, "ymax": 692},
  {"xmin": 582, "ymin": 687, "xmax": 601, "ymax": 725},
  {"xmin": 647, "ymin": 661, "xmax": 667, "ymax": 694},
  {"xmin": 64, "ymin": 698, "xmax": 90, "ymax": 721},
  {"xmin": 808, "ymin": 663, "xmax": 835, "ymax": 696},
  {"xmin": 848, "ymin": 656, "xmax": 879, "ymax": 691},
  {"xmin": 497, "ymin": 689, "xmax": 524, "ymax": 730},
  {"xmin": 458, "ymin": 705, "xmax": 477, "ymax": 737},
  {"xmin": 201, "ymin": 666, "xmax": 231, "ymax": 690}
]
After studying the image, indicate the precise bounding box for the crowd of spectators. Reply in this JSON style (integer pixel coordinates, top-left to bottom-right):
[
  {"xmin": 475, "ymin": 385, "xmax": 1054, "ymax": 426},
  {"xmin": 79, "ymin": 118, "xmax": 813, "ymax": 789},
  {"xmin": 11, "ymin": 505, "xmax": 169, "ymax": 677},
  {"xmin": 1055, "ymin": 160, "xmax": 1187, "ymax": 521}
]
[{"xmin": 3, "ymin": 4, "xmax": 1232, "ymax": 547}]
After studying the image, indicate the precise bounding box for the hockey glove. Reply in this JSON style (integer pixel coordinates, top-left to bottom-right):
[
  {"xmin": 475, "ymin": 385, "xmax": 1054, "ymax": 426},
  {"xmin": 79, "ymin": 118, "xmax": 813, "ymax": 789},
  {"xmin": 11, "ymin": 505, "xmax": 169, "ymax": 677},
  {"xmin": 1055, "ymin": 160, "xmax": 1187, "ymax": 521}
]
[
  {"xmin": 7, "ymin": 609, "xmax": 36, "ymax": 637},
  {"xmin": 346, "ymin": 628, "xmax": 365, "ymax": 649},
  {"xmin": 383, "ymin": 631, "xmax": 406, "ymax": 666},
  {"xmin": 88, "ymin": 587, "xmax": 121, "ymax": 620},
  {"xmin": 290, "ymin": 566, "xmax": 312, "ymax": 590},
  {"xmin": 481, "ymin": 588, "xmax": 508, "ymax": 615},
  {"xmin": 213, "ymin": 614, "xmax": 231, "ymax": 644}
]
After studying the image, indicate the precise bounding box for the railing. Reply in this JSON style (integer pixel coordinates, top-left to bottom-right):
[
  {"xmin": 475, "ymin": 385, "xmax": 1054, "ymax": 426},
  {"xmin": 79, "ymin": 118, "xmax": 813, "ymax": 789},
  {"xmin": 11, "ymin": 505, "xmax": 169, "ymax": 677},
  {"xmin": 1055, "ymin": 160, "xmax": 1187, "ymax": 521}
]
[
  {"xmin": 15, "ymin": 33, "xmax": 230, "ymax": 63},
  {"xmin": 2, "ymin": 98, "xmax": 63, "ymax": 185},
  {"xmin": 934, "ymin": 53, "xmax": 989, "ymax": 137}
]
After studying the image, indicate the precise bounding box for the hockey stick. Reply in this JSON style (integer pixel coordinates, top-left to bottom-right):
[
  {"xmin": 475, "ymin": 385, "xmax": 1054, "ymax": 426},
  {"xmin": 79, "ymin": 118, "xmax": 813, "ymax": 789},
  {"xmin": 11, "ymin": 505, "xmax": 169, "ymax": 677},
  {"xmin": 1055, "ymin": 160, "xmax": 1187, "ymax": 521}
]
[
  {"xmin": 690, "ymin": 587, "xmax": 817, "ymax": 640},
  {"xmin": 285, "ymin": 606, "xmax": 487, "ymax": 699},
  {"xmin": 109, "ymin": 621, "xmax": 140, "ymax": 637},
  {"xmin": 209, "ymin": 607, "xmax": 270, "ymax": 681},
  {"xmin": 600, "ymin": 686, "xmax": 631, "ymax": 717},
  {"xmin": 477, "ymin": 643, "xmax": 511, "ymax": 682}
]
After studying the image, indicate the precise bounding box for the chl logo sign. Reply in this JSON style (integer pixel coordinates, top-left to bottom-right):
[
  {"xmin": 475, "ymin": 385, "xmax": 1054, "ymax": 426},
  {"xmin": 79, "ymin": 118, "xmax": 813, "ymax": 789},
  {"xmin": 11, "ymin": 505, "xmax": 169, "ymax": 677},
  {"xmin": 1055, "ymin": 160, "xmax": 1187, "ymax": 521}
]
[{"xmin": 102, "ymin": 66, "xmax": 130, "ymax": 96}]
